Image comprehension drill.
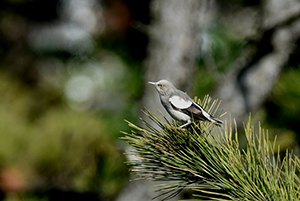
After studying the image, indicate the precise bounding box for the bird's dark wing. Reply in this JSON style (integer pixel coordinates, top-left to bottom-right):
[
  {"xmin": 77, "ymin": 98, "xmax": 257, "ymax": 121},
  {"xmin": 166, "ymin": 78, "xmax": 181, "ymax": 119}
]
[
  {"xmin": 185, "ymin": 102, "xmax": 223, "ymax": 126},
  {"xmin": 181, "ymin": 102, "xmax": 212, "ymax": 121}
]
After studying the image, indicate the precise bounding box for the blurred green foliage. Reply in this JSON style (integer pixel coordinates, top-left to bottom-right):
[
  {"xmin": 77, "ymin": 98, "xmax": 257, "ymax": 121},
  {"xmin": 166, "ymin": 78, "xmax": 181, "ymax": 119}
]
[
  {"xmin": 0, "ymin": 71, "xmax": 128, "ymax": 200},
  {"xmin": 194, "ymin": 24, "xmax": 243, "ymax": 97},
  {"xmin": 207, "ymin": 24, "xmax": 243, "ymax": 73},
  {"xmin": 264, "ymin": 67, "xmax": 300, "ymax": 149}
]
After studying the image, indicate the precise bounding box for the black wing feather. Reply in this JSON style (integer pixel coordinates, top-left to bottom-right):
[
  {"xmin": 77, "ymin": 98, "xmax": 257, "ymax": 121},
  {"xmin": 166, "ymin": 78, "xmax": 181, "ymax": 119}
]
[{"xmin": 181, "ymin": 102, "xmax": 210, "ymax": 121}]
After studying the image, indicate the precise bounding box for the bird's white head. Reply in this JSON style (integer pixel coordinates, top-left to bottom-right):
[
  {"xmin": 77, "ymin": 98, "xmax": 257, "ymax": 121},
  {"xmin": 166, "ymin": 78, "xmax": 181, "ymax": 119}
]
[{"xmin": 148, "ymin": 80, "xmax": 176, "ymax": 95}]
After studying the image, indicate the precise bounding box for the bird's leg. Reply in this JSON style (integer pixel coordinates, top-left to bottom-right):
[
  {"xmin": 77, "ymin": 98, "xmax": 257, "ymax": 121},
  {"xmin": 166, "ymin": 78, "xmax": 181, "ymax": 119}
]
[{"xmin": 179, "ymin": 120, "xmax": 191, "ymax": 129}]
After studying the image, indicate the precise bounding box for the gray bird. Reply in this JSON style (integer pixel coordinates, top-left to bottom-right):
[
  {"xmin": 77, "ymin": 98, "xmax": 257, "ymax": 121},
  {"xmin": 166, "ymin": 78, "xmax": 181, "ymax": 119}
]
[{"xmin": 149, "ymin": 80, "xmax": 222, "ymax": 128}]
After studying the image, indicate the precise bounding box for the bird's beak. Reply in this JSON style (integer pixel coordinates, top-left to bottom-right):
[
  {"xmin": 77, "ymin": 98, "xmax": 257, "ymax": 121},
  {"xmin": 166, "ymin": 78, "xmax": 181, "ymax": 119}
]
[{"xmin": 148, "ymin": 81, "xmax": 156, "ymax": 86}]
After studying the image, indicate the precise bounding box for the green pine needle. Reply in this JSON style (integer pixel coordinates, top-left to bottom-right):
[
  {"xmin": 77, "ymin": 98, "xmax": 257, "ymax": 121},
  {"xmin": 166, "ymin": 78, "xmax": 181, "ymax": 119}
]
[{"xmin": 121, "ymin": 96, "xmax": 300, "ymax": 201}]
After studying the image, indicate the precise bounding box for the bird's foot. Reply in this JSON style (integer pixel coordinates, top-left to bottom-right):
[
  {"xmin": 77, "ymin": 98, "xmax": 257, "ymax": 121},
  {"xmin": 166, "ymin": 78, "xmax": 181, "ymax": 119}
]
[{"xmin": 178, "ymin": 122, "xmax": 191, "ymax": 129}]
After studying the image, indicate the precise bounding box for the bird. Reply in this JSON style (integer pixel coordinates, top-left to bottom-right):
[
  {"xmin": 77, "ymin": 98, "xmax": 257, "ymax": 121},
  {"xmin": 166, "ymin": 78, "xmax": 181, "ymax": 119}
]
[{"xmin": 148, "ymin": 80, "xmax": 222, "ymax": 128}]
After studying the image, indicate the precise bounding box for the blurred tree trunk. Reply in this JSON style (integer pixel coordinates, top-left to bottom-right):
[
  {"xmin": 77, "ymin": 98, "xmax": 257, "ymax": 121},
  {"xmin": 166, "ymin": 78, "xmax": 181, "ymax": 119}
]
[
  {"xmin": 116, "ymin": 0, "xmax": 214, "ymax": 201},
  {"xmin": 214, "ymin": 0, "xmax": 300, "ymax": 122},
  {"xmin": 142, "ymin": 0, "xmax": 215, "ymax": 122}
]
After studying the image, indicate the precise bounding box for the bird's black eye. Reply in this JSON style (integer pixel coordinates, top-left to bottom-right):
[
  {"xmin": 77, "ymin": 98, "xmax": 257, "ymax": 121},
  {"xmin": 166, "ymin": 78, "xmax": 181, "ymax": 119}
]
[{"xmin": 158, "ymin": 84, "xmax": 162, "ymax": 87}]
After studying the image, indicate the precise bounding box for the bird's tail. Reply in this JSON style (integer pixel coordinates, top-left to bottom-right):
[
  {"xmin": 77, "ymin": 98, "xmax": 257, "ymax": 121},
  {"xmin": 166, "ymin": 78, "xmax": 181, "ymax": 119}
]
[
  {"xmin": 201, "ymin": 109, "xmax": 223, "ymax": 127},
  {"xmin": 211, "ymin": 117, "xmax": 223, "ymax": 127},
  {"xmin": 193, "ymin": 104, "xmax": 223, "ymax": 127}
]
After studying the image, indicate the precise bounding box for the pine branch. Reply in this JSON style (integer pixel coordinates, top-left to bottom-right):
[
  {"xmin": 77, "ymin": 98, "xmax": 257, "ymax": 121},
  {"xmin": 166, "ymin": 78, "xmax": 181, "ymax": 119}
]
[{"xmin": 121, "ymin": 96, "xmax": 300, "ymax": 201}]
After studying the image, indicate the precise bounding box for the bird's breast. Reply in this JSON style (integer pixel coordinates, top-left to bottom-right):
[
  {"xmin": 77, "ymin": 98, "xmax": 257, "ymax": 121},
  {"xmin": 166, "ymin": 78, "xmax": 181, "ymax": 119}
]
[{"xmin": 168, "ymin": 108, "xmax": 191, "ymax": 122}]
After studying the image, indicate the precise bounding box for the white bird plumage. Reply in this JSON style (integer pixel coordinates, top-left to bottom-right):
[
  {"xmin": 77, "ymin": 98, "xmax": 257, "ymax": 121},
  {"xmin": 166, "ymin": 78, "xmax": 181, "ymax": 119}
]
[{"xmin": 169, "ymin": 96, "xmax": 192, "ymax": 109}]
